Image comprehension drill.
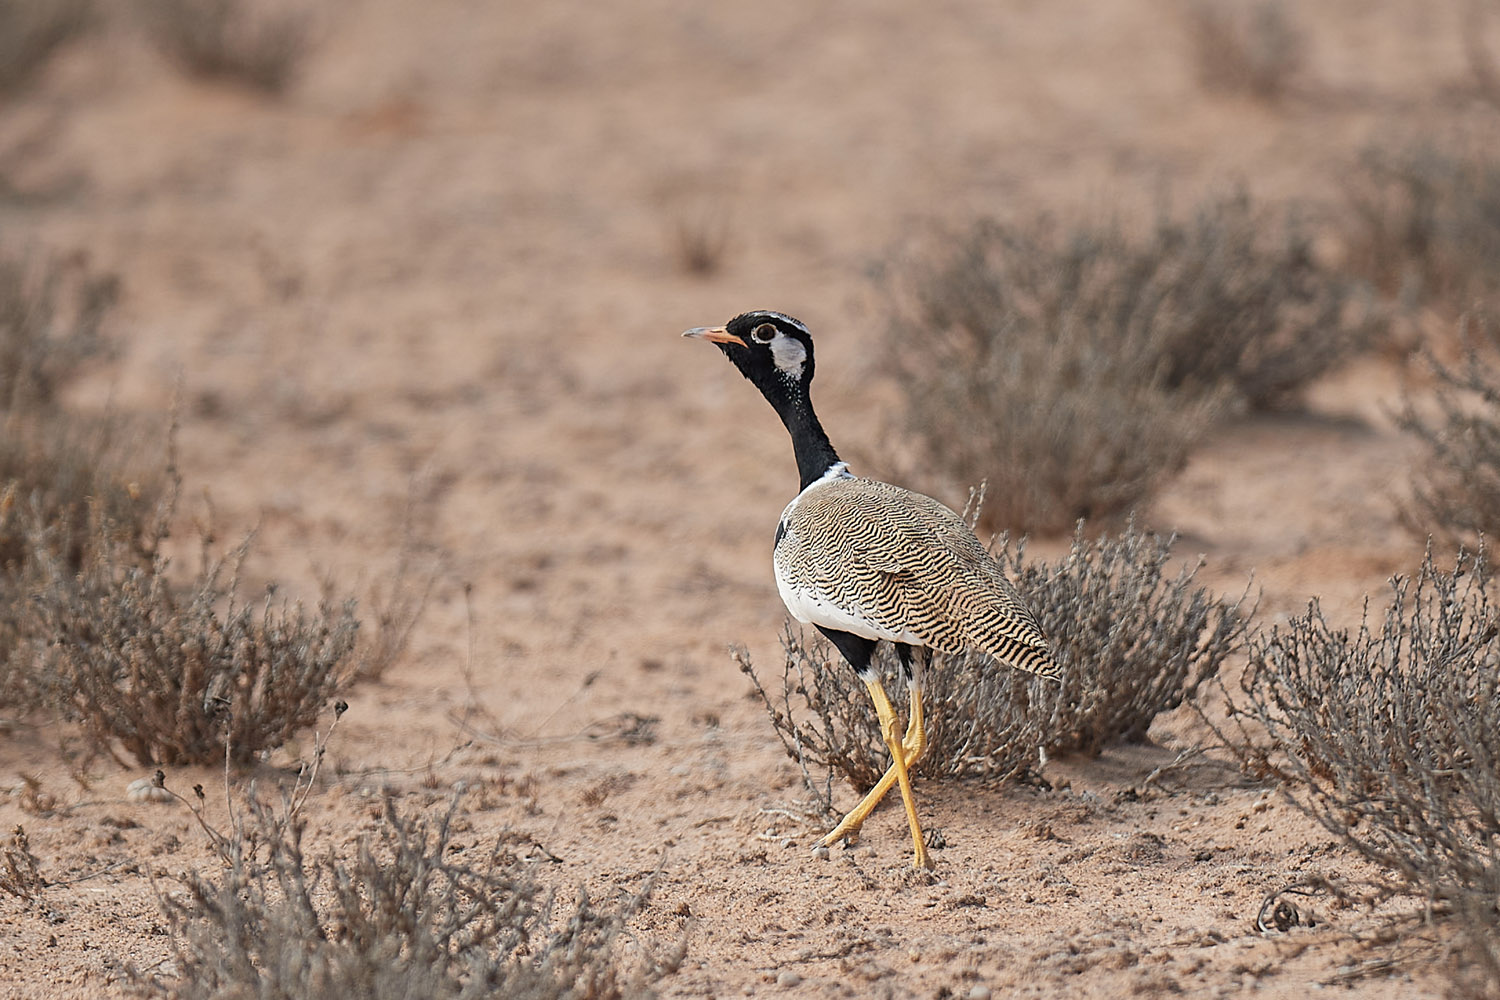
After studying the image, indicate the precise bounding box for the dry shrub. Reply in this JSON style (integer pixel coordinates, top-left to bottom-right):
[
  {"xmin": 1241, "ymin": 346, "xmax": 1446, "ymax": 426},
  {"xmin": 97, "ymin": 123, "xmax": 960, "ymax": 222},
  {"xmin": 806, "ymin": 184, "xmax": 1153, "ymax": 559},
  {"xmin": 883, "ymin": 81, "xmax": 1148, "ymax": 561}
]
[
  {"xmin": 1006, "ymin": 522, "xmax": 1250, "ymax": 754},
  {"xmin": 1, "ymin": 246, "xmax": 358, "ymax": 762},
  {"xmin": 1454, "ymin": 895, "xmax": 1500, "ymax": 1000},
  {"xmin": 0, "ymin": 248, "xmax": 128, "ymax": 538},
  {"xmin": 0, "ymin": 247, "xmax": 116, "ymax": 415},
  {"xmin": 672, "ymin": 210, "xmax": 730, "ymax": 278},
  {"xmin": 132, "ymin": 796, "xmax": 674, "ymax": 1000},
  {"xmin": 0, "ymin": 484, "xmax": 49, "ymax": 711},
  {"xmin": 136, "ymin": 0, "xmax": 314, "ymax": 95},
  {"xmin": 739, "ymin": 626, "xmax": 1055, "ymax": 794},
  {"xmin": 0, "ymin": 248, "xmax": 153, "ymax": 709},
  {"xmin": 0, "ymin": 0, "xmax": 91, "ymax": 96},
  {"xmin": 0, "ymin": 415, "xmax": 148, "ymax": 578},
  {"xmin": 1223, "ymin": 546, "xmax": 1500, "ymax": 973},
  {"xmin": 355, "ymin": 490, "xmax": 443, "ymax": 682},
  {"xmin": 25, "ymin": 490, "xmax": 358, "ymax": 766},
  {"xmin": 1469, "ymin": 0, "xmax": 1500, "ymax": 112},
  {"xmin": 356, "ymin": 558, "xmax": 437, "ymax": 683},
  {"xmin": 1348, "ymin": 139, "xmax": 1500, "ymax": 311},
  {"xmin": 885, "ymin": 192, "xmax": 1376, "ymax": 534},
  {"xmin": 1184, "ymin": 0, "xmax": 1304, "ymax": 102},
  {"xmin": 739, "ymin": 521, "xmax": 1248, "ymax": 796},
  {"xmin": 1398, "ymin": 311, "xmax": 1500, "ymax": 543}
]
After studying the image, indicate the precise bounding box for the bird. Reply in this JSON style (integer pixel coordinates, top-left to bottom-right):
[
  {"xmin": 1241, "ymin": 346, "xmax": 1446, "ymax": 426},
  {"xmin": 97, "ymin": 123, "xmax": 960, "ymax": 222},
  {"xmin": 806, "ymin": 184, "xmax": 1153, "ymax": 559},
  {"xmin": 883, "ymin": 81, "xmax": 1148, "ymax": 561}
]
[{"xmin": 684, "ymin": 310, "xmax": 1061, "ymax": 869}]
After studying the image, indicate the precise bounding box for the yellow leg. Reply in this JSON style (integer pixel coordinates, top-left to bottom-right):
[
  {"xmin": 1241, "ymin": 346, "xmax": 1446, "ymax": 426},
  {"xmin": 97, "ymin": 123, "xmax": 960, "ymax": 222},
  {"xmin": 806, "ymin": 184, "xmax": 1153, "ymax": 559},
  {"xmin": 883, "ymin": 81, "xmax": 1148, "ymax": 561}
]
[
  {"xmin": 821, "ymin": 676, "xmax": 931, "ymax": 869},
  {"xmin": 818, "ymin": 683, "xmax": 927, "ymax": 850}
]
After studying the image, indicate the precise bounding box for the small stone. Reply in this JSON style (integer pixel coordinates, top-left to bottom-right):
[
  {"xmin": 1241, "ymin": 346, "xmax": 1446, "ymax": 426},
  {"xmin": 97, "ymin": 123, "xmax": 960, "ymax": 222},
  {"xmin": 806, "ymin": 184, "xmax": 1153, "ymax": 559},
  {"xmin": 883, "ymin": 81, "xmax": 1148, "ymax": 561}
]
[
  {"xmin": 812, "ymin": 845, "xmax": 830, "ymax": 861},
  {"xmin": 126, "ymin": 777, "xmax": 173, "ymax": 804},
  {"xmin": 968, "ymin": 987, "xmax": 993, "ymax": 1000},
  {"xmin": 776, "ymin": 971, "xmax": 802, "ymax": 988}
]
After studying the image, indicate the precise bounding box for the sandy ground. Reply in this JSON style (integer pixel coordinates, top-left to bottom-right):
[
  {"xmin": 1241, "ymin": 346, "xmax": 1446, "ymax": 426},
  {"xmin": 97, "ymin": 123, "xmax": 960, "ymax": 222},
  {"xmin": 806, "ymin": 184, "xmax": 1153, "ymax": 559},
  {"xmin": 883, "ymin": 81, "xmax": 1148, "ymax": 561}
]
[{"xmin": 2, "ymin": 1, "xmax": 1495, "ymax": 996}]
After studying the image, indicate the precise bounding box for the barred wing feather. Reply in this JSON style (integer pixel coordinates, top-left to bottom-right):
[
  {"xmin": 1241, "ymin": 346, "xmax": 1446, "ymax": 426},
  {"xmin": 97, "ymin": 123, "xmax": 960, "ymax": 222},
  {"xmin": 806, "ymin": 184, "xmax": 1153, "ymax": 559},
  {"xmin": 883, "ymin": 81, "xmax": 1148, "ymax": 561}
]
[{"xmin": 775, "ymin": 477, "xmax": 1060, "ymax": 680}]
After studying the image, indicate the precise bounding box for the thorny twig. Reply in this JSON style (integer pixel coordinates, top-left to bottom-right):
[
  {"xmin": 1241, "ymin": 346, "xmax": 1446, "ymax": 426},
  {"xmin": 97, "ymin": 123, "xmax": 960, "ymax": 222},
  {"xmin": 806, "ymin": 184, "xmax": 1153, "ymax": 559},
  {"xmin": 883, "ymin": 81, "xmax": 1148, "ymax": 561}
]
[
  {"xmin": 157, "ymin": 699, "xmax": 349, "ymax": 865},
  {"xmin": 735, "ymin": 644, "xmax": 835, "ymax": 818},
  {"xmin": 1140, "ymin": 746, "xmax": 1209, "ymax": 790},
  {"xmin": 337, "ymin": 739, "xmax": 475, "ymax": 781}
]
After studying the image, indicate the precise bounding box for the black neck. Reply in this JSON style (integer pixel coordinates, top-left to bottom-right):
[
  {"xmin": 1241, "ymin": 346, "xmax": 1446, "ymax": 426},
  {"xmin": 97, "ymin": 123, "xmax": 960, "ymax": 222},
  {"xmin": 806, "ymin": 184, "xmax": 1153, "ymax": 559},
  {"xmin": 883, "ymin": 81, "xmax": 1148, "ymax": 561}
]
[{"xmin": 775, "ymin": 392, "xmax": 843, "ymax": 492}]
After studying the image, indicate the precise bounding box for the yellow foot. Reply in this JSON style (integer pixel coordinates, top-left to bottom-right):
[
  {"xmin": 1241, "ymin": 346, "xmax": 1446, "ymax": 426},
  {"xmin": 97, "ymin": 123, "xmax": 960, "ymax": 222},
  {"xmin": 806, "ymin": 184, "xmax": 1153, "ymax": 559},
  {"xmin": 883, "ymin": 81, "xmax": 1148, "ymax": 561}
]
[
  {"xmin": 818, "ymin": 800, "xmax": 934, "ymax": 868},
  {"xmin": 850, "ymin": 675, "xmax": 933, "ymax": 869},
  {"xmin": 818, "ymin": 812, "xmax": 864, "ymax": 850},
  {"xmin": 818, "ymin": 683, "xmax": 928, "ymax": 853}
]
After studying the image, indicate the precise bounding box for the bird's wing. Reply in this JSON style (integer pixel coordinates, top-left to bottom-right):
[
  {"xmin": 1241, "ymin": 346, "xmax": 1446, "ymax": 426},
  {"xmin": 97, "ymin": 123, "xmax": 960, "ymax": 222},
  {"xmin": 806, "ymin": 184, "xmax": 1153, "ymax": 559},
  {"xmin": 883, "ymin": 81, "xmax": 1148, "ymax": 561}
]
[{"xmin": 781, "ymin": 478, "xmax": 1059, "ymax": 679}]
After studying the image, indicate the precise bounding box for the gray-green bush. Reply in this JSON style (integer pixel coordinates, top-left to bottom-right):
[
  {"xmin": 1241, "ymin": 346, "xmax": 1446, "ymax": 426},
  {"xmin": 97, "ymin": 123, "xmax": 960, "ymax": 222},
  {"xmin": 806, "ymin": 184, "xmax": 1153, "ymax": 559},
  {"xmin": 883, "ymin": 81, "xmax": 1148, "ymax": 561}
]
[
  {"xmin": 132, "ymin": 795, "xmax": 676, "ymax": 1000},
  {"xmin": 1222, "ymin": 546, "xmax": 1500, "ymax": 989},
  {"xmin": 0, "ymin": 248, "xmax": 150, "ymax": 710},
  {"xmin": 1348, "ymin": 140, "xmax": 1500, "ymax": 311},
  {"xmin": 1397, "ymin": 310, "xmax": 1500, "ymax": 543},
  {"xmin": 0, "ymin": 0, "xmax": 91, "ymax": 96},
  {"xmin": 136, "ymin": 0, "xmax": 314, "ymax": 95},
  {"xmin": 26, "ymin": 493, "xmax": 359, "ymax": 766},
  {"xmin": 884, "ymin": 192, "xmax": 1377, "ymax": 533},
  {"xmin": 1184, "ymin": 0, "xmax": 1304, "ymax": 102},
  {"xmin": 740, "ymin": 521, "xmax": 1248, "ymax": 795},
  {"xmin": 1, "ymin": 241, "xmax": 359, "ymax": 763}
]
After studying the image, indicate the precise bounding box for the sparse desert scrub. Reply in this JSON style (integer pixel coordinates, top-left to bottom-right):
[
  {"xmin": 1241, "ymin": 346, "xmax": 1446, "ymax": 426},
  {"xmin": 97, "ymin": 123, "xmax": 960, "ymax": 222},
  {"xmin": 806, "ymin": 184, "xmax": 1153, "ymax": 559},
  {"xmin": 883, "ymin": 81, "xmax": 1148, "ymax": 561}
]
[
  {"xmin": 23, "ymin": 485, "xmax": 359, "ymax": 766},
  {"xmin": 131, "ymin": 795, "xmax": 676, "ymax": 1000},
  {"xmin": 739, "ymin": 521, "xmax": 1248, "ymax": 797},
  {"xmin": 0, "ymin": 413, "xmax": 150, "ymax": 577},
  {"xmin": 1004, "ymin": 522, "xmax": 1251, "ymax": 755},
  {"xmin": 1, "ymin": 243, "xmax": 357, "ymax": 761},
  {"xmin": 1222, "ymin": 546, "xmax": 1500, "ymax": 984},
  {"xmin": 1184, "ymin": 0, "xmax": 1304, "ymax": 102},
  {"xmin": 739, "ymin": 624, "xmax": 1053, "ymax": 793},
  {"xmin": 0, "ymin": 245, "xmax": 116, "ymax": 415},
  {"xmin": 1469, "ymin": 1, "xmax": 1500, "ymax": 112},
  {"xmin": 0, "ymin": 247, "xmax": 155, "ymax": 709},
  {"xmin": 1397, "ymin": 310, "xmax": 1500, "ymax": 543},
  {"xmin": 354, "ymin": 488, "xmax": 443, "ymax": 682},
  {"xmin": 1, "ymin": 246, "xmax": 128, "ymax": 537},
  {"xmin": 671, "ymin": 206, "xmax": 730, "ymax": 278},
  {"xmin": 136, "ymin": 0, "xmax": 315, "ymax": 95},
  {"xmin": 0, "ymin": 0, "xmax": 91, "ymax": 96},
  {"xmin": 1454, "ymin": 895, "xmax": 1500, "ymax": 1000},
  {"xmin": 0, "ymin": 484, "xmax": 49, "ymax": 711},
  {"xmin": 1348, "ymin": 138, "xmax": 1500, "ymax": 312},
  {"xmin": 883, "ymin": 192, "xmax": 1378, "ymax": 534}
]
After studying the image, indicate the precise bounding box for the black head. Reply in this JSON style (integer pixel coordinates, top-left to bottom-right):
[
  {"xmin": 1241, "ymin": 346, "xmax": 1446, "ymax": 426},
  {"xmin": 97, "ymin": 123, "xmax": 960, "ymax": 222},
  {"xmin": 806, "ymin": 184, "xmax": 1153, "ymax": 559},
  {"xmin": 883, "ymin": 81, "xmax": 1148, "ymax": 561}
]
[
  {"xmin": 684, "ymin": 310, "xmax": 842, "ymax": 489},
  {"xmin": 682, "ymin": 311, "xmax": 816, "ymax": 404}
]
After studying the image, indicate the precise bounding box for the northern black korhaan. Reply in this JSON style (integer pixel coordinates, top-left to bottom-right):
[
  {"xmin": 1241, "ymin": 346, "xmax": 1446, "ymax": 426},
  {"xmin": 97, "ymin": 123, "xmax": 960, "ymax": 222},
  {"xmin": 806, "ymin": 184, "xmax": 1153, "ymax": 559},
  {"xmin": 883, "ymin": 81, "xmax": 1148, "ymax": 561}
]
[{"xmin": 685, "ymin": 310, "xmax": 1061, "ymax": 869}]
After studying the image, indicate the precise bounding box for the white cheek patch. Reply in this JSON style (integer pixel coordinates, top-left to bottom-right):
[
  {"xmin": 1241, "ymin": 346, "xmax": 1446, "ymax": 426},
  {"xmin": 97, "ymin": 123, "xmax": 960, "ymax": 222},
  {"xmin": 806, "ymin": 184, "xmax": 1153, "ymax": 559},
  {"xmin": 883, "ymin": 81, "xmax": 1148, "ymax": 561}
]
[{"xmin": 770, "ymin": 333, "xmax": 807, "ymax": 380}]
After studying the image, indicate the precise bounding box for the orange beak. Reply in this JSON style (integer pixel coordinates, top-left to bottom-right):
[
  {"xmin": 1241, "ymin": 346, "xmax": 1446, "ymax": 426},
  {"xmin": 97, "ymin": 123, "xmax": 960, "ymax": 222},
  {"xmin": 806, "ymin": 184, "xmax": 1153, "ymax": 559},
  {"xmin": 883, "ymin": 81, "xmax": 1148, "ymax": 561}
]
[{"xmin": 682, "ymin": 325, "xmax": 746, "ymax": 347}]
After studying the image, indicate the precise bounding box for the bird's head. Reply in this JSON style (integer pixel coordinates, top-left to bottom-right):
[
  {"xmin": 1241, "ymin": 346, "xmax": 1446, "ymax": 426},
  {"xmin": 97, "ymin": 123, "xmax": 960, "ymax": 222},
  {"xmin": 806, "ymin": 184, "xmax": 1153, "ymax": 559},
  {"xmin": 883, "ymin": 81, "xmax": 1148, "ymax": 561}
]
[{"xmin": 682, "ymin": 311, "xmax": 816, "ymax": 406}]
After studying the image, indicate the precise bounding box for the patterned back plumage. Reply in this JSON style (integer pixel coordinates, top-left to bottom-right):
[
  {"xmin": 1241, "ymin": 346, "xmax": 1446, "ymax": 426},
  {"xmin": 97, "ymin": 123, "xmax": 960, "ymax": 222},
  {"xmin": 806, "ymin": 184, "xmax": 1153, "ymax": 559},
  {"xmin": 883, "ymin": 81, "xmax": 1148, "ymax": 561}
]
[{"xmin": 775, "ymin": 476, "xmax": 1060, "ymax": 679}]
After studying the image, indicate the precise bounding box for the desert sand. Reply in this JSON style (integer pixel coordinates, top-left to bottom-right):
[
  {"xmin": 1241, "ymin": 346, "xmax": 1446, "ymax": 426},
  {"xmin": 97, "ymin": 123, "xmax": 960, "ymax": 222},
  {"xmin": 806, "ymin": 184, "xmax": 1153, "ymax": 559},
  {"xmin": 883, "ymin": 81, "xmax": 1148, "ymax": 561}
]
[{"xmin": 1, "ymin": 1, "xmax": 1490, "ymax": 996}]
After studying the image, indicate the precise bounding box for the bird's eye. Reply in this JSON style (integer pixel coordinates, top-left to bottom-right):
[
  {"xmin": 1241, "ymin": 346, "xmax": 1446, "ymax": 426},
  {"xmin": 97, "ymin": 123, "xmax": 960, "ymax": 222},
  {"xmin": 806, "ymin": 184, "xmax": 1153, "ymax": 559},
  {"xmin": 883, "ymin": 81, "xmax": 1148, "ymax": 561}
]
[{"xmin": 752, "ymin": 323, "xmax": 777, "ymax": 343}]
